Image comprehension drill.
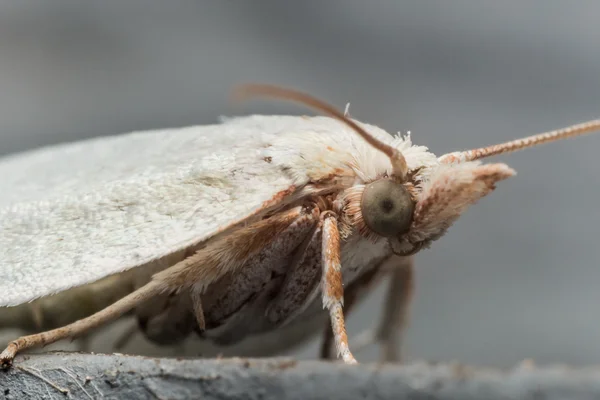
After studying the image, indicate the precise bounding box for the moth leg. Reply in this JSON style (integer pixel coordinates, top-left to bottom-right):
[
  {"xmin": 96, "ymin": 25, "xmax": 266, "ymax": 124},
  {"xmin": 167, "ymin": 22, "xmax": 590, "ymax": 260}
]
[
  {"xmin": 321, "ymin": 211, "xmax": 357, "ymax": 364},
  {"xmin": 319, "ymin": 289, "xmax": 357, "ymax": 361},
  {"xmin": 0, "ymin": 280, "xmax": 164, "ymax": 368},
  {"xmin": 351, "ymin": 255, "xmax": 414, "ymax": 363},
  {"xmin": 191, "ymin": 290, "xmax": 206, "ymax": 332},
  {"xmin": 319, "ymin": 260, "xmax": 387, "ymax": 360}
]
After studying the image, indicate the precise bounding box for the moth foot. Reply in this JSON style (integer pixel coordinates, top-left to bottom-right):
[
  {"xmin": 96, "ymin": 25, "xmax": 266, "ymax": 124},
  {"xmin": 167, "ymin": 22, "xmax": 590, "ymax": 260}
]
[
  {"xmin": 0, "ymin": 343, "xmax": 17, "ymax": 369},
  {"xmin": 344, "ymin": 357, "xmax": 359, "ymax": 365}
]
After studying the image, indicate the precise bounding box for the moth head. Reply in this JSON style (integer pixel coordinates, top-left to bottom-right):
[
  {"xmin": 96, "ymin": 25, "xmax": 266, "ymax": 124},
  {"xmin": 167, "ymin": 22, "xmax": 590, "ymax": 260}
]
[
  {"xmin": 233, "ymin": 83, "xmax": 600, "ymax": 255},
  {"xmin": 387, "ymin": 118, "xmax": 600, "ymax": 256}
]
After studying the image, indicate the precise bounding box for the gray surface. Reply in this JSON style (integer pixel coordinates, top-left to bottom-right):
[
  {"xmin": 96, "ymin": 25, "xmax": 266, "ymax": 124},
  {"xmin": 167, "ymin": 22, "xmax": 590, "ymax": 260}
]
[
  {"xmin": 0, "ymin": 1, "xmax": 599, "ymax": 367},
  {"xmin": 3, "ymin": 353, "xmax": 600, "ymax": 400}
]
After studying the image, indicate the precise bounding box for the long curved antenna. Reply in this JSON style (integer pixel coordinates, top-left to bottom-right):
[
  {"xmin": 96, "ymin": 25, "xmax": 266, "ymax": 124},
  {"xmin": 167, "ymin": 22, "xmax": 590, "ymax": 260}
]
[
  {"xmin": 440, "ymin": 119, "xmax": 600, "ymax": 164},
  {"xmin": 232, "ymin": 83, "xmax": 409, "ymax": 180}
]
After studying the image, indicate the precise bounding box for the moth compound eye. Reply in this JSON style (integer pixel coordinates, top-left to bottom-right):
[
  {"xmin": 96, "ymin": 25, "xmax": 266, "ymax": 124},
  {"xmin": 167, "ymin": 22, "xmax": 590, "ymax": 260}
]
[{"xmin": 361, "ymin": 179, "xmax": 414, "ymax": 237}]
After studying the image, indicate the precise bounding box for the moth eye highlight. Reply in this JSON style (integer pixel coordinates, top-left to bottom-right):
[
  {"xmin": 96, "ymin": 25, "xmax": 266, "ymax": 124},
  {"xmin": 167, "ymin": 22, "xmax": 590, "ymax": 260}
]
[{"xmin": 361, "ymin": 179, "xmax": 414, "ymax": 238}]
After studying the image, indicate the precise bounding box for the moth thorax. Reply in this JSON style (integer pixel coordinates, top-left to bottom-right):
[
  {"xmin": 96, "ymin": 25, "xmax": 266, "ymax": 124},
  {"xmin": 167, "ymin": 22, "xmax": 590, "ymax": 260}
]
[{"xmin": 360, "ymin": 179, "xmax": 415, "ymax": 238}]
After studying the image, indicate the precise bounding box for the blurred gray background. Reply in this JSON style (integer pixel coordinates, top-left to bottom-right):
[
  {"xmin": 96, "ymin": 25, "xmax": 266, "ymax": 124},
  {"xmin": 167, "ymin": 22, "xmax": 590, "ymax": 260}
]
[{"xmin": 1, "ymin": 1, "xmax": 599, "ymax": 368}]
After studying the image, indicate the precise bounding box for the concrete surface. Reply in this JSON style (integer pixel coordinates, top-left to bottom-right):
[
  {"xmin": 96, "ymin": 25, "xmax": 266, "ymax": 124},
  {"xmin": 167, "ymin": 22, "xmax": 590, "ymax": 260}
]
[{"xmin": 2, "ymin": 353, "xmax": 600, "ymax": 400}]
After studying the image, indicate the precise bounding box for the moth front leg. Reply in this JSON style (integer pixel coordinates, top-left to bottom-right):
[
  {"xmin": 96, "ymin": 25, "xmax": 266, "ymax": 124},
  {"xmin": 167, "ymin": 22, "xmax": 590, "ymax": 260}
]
[
  {"xmin": 319, "ymin": 258, "xmax": 385, "ymax": 360},
  {"xmin": 321, "ymin": 211, "xmax": 357, "ymax": 364},
  {"xmin": 320, "ymin": 254, "xmax": 413, "ymax": 363}
]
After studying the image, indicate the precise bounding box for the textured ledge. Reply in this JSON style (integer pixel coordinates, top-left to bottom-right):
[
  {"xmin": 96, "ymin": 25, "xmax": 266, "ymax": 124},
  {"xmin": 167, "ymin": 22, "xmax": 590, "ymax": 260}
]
[{"xmin": 1, "ymin": 352, "xmax": 600, "ymax": 399}]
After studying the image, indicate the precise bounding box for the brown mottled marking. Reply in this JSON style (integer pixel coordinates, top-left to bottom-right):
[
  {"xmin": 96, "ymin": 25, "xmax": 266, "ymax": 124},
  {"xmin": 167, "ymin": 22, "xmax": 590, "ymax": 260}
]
[
  {"xmin": 260, "ymin": 186, "xmax": 297, "ymax": 209},
  {"xmin": 313, "ymin": 168, "xmax": 353, "ymax": 186}
]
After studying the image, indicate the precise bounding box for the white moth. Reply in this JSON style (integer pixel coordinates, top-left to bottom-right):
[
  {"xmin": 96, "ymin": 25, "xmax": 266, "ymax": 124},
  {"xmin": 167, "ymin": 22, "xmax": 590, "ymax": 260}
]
[{"xmin": 0, "ymin": 84, "xmax": 598, "ymax": 367}]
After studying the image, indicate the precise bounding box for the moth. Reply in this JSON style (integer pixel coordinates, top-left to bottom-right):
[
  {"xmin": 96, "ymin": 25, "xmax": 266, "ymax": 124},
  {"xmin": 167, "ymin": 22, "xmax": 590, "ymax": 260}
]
[{"xmin": 0, "ymin": 84, "xmax": 598, "ymax": 367}]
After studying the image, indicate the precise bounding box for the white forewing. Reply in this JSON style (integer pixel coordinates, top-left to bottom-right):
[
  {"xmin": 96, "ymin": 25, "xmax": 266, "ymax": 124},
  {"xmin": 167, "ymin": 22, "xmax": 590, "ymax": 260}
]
[{"xmin": 0, "ymin": 115, "xmax": 438, "ymax": 306}]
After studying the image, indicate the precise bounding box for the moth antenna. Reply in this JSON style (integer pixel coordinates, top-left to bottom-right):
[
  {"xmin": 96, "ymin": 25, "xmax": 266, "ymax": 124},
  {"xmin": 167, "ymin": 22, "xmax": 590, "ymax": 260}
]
[
  {"xmin": 440, "ymin": 119, "xmax": 600, "ymax": 164},
  {"xmin": 233, "ymin": 83, "xmax": 408, "ymax": 180}
]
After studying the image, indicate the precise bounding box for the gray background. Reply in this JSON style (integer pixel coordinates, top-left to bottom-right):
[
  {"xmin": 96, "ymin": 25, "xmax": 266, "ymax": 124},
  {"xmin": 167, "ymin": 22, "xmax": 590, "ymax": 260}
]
[{"xmin": 0, "ymin": 1, "xmax": 598, "ymax": 368}]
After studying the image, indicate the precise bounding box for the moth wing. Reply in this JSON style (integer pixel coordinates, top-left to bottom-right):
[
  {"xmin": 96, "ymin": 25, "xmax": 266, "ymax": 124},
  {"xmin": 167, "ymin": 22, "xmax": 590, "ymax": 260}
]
[{"xmin": 0, "ymin": 116, "xmax": 310, "ymax": 306}]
